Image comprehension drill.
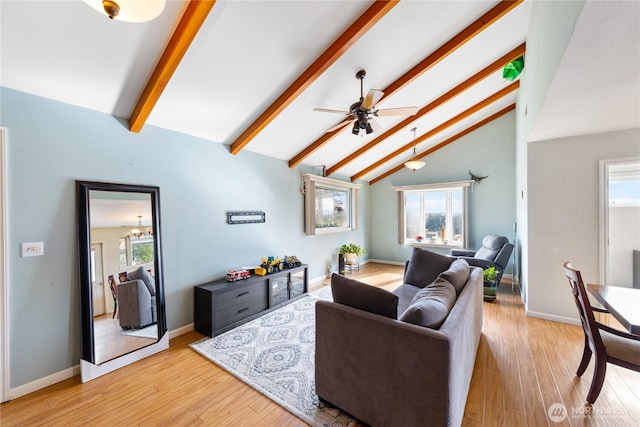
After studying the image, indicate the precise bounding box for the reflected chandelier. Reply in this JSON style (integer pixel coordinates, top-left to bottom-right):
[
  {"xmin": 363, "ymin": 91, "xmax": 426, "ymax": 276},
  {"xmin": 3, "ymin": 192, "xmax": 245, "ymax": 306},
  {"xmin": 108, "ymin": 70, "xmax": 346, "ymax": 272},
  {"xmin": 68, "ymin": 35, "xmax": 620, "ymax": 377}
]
[
  {"xmin": 404, "ymin": 127, "xmax": 425, "ymax": 172},
  {"xmin": 127, "ymin": 216, "xmax": 153, "ymax": 240}
]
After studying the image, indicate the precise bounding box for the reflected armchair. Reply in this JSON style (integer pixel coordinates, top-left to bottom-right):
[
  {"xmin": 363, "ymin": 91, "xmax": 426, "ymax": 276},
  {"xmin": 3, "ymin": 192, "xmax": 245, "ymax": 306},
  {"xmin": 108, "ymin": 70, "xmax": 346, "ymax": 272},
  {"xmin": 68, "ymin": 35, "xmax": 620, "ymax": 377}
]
[{"xmin": 450, "ymin": 234, "xmax": 513, "ymax": 285}]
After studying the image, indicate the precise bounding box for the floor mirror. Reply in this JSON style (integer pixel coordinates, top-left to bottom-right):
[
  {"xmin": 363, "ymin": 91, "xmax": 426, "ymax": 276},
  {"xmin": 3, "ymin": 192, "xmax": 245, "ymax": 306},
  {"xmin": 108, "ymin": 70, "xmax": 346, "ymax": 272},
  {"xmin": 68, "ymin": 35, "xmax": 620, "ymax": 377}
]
[{"xmin": 77, "ymin": 181, "xmax": 168, "ymax": 382}]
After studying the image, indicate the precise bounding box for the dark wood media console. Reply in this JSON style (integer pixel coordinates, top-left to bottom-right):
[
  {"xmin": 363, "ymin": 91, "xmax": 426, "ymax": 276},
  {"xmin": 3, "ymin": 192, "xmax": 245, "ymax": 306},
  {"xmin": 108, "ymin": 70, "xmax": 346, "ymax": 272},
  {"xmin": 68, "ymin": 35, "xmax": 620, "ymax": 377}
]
[{"xmin": 194, "ymin": 264, "xmax": 308, "ymax": 337}]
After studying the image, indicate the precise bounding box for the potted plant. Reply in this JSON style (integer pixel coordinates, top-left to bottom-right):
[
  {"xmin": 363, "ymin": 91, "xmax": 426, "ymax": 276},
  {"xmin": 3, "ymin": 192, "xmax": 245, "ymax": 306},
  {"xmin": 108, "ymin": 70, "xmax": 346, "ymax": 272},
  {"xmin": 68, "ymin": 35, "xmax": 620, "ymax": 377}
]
[
  {"xmin": 339, "ymin": 243, "xmax": 365, "ymax": 264},
  {"xmin": 483, "ymin": 266, "xmax": 500, "ymax": 302}
]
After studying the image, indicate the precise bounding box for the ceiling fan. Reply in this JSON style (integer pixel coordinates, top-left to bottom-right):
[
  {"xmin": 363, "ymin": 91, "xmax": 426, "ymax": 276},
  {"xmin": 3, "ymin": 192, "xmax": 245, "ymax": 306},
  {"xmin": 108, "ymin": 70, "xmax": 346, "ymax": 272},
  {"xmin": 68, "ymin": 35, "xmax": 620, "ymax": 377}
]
[{"xmin": 314, "ymin": 69, "xmax": 418, "ymax": 135}]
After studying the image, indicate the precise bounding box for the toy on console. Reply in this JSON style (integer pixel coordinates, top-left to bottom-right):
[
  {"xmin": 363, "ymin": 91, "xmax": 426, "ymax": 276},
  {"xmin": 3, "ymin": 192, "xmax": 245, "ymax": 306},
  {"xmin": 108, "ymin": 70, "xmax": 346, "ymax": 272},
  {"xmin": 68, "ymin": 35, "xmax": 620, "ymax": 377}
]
[
  {"xmin": 226, "ymin": 269, "xmax": 250, "ymax": 282},
  {"xmin": 283, "ymin": 255, "xmax": 302, "ymax": 269}
]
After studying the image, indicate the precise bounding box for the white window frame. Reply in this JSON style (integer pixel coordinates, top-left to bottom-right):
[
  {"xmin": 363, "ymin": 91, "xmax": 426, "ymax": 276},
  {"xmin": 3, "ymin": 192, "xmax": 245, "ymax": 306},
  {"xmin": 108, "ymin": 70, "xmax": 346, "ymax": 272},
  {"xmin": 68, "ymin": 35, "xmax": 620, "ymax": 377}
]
[
  {"xmin": 302, "ymin": 174, "xmax": 361, "ymax": 236},
  {"xmin": 394, "ymin": 181, "xmax": 470, "ymax": 248}
]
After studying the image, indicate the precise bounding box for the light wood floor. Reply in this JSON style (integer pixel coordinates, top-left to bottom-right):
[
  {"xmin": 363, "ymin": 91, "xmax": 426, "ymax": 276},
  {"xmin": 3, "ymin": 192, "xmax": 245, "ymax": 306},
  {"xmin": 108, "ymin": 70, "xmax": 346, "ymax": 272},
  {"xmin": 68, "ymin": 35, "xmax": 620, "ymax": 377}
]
[
  {"xmin": 2, "ymin": 263, "xmax": 639, "ymax": 426},
  {"xmin": 93, "ymin": 314, "xmax": 158, "ymax": 364}
]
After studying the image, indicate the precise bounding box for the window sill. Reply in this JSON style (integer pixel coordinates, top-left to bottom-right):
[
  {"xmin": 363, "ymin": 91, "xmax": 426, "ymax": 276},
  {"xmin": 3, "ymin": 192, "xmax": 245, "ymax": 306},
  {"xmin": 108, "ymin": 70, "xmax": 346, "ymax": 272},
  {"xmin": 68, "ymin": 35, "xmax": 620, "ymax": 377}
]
[{"xmin": 405, "ymin": 241, "xmax": 463, "ymax": 250}]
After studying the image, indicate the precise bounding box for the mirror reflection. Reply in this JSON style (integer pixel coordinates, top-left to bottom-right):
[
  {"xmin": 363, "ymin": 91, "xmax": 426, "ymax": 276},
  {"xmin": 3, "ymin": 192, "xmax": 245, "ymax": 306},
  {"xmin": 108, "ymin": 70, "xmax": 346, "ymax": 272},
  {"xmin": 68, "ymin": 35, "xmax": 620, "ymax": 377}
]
[{"xmin": 88, "ymin": 190, "xmax": 159, "ymax": 364}]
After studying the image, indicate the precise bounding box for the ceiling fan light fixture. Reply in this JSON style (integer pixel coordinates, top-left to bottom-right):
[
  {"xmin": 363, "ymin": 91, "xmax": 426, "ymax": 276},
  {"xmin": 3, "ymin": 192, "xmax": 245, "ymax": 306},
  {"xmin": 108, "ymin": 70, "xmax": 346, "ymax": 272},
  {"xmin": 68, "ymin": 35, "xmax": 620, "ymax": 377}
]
[
  {"xmin": 82, "ymin": 0, "xmax": 166, "ymax": 23},
  {"xmin": 365, "ymin": 122, "xmax": 373, "ymax": 134},
  {"xmin": 404, "ymin": 127, "xmax": 425, "ymax": 172},
  {"xmin": 351, "ymin": 121, "xmax": 360, "ymax": 135}
]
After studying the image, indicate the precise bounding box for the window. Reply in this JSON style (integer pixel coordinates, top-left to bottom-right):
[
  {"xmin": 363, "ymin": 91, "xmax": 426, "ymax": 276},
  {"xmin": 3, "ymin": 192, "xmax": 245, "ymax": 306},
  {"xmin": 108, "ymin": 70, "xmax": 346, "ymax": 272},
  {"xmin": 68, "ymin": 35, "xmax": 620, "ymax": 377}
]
[
  {"xmin": 303, "ymin": 174, "xmax": 361, "ymax": 235},
  {"xmin": 395, "ymin": 181, "xmax": 470, "ymax": 248}
]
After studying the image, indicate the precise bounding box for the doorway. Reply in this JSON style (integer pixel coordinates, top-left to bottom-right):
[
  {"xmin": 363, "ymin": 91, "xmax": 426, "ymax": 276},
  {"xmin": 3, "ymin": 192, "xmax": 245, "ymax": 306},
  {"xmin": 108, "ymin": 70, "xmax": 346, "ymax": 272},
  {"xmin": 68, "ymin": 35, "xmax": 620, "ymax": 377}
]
[
  {"xmin": 91, "ymin": 243, "xmax": 106, "ymax": 316},
  {"xmin": 600, "ymin": 158, "xmax": 640, "ymax": 288}
]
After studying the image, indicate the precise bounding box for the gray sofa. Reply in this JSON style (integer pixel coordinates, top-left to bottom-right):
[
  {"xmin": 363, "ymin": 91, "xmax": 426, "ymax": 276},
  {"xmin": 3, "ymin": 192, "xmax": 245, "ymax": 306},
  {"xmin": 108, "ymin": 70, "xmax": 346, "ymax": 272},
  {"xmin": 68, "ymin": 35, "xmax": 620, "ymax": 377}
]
[
  {"xmin": 315, "ymin": 248, "xmax": 483, "ymax": 427},
  {"xmin": 118, "ymin": 267, "xmax": 157, "ymax": 329}
]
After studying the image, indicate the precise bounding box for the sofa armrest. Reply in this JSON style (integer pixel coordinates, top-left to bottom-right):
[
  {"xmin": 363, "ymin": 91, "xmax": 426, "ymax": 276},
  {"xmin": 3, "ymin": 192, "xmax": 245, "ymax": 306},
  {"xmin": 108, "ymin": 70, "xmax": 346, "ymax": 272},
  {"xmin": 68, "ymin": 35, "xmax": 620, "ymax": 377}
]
[
  {"xmin": 316, "ymin": 301, "xmax": 451, "ymax": 427},
  {"xmin": 451, "ymin": 249, "xmax": 476, "ymax": 257}
]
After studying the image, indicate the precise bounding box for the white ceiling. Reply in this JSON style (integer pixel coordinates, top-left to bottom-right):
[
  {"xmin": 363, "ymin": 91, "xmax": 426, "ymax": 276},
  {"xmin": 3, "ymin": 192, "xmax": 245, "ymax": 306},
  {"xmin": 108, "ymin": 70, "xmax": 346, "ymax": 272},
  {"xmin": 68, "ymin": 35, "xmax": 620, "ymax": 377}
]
[{"xmin": 1, "ymin": 1, "xmax": 638, "ymax": 183}]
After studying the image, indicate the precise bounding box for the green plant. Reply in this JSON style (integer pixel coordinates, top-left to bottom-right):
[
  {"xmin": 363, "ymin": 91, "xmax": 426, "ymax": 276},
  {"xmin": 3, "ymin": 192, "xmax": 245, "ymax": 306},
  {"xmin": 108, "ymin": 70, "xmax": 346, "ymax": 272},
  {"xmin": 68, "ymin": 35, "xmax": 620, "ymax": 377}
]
[
  {"xmin": 339, "ymin": 243, "xmax": 365, "ymax": 256},
  {"xmin": 483, "ymin": 266, "xmax": 498, "ymax": 282}
]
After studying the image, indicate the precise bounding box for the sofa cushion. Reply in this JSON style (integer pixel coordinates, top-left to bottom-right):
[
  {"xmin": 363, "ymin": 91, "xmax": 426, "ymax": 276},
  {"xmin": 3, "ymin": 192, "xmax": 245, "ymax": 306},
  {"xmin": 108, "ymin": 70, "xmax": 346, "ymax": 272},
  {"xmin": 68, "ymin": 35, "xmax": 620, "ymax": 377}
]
[
  {"xmin": 404, "ymin": 247, "xmax": 455, "ymax": 288},
  {"xmin": 128, "ymin": 267, "xmax": 155, "ymax": 296},
  {"xmin": 331, "ymin": 273, "xmax": 398, "ymax": 319},
  {"xmin": 438, "ymin": 259, "xmax": 470, "ymax": 295},
  {"xmin": 399, "ymin": 278, "xmax": 456, "ymax": 328}
]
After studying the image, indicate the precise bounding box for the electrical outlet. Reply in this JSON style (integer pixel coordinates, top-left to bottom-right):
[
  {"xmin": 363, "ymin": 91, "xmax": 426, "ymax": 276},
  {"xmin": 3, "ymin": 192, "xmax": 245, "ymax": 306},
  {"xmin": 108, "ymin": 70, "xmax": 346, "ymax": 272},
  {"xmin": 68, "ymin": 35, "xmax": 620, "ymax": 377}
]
[{"xmin": 21, "ymin": 242, "xmax": 44, "ymax": 257}]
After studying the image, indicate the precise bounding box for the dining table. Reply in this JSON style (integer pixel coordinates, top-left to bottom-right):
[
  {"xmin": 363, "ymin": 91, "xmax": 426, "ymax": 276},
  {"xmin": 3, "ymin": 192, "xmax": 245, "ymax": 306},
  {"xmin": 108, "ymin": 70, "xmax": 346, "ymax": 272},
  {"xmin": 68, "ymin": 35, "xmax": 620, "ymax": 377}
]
[{"xmin": 587, "ymin": 284, "xmax": 640, "ymax": 335}]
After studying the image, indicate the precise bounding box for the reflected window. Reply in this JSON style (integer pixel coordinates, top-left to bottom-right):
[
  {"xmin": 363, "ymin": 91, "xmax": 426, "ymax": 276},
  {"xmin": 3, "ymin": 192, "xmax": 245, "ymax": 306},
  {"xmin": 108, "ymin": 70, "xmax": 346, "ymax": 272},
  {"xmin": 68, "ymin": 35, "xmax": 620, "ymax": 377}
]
[{"xmin": 131, "ymin": 238, "xmax": 154, "ymax": 265}]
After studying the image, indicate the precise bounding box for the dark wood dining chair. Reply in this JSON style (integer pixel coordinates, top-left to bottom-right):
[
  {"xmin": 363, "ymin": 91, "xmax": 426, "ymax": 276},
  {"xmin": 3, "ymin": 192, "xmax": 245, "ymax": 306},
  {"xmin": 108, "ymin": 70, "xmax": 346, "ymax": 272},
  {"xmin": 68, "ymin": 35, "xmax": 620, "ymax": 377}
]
[
  {"xmin": 108, "ymin": 274, "xmax": 118, "ymax": 319},
  {"xmin": 563, "ymin": 262, "xmax": 640, "ymax": 405}
]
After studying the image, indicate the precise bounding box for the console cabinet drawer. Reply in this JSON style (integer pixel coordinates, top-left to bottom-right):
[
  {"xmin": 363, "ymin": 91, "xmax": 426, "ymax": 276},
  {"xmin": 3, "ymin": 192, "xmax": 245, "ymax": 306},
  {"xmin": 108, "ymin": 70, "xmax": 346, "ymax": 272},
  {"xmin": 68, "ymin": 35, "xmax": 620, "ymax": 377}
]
[{"xmin": 214, "ymin": 286, "xmax": 267, "ymax": 330}]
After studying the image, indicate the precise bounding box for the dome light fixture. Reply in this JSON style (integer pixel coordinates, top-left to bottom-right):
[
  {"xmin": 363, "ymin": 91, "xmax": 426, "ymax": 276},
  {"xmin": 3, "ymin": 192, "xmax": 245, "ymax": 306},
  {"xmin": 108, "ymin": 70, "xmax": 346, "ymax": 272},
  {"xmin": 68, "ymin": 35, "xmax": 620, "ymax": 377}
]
[
  {"xmin": 404, "ymin": 127, "xmax": 425, "ymax": 172},
  {"xmin": 83, "ymin": 0, "xmax": 166, "ymax": 23}
]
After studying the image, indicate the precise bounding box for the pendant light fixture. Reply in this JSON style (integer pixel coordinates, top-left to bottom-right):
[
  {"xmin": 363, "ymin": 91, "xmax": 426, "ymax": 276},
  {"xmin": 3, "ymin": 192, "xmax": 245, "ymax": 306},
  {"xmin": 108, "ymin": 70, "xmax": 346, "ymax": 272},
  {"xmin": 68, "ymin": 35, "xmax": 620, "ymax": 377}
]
[
  {"xmin": 404, "ymin": 127, "xmax": 425, "ymax": 172},
  {"xmin": 82, "ymin": 0, "xmax": 166, "ymax": 23}
]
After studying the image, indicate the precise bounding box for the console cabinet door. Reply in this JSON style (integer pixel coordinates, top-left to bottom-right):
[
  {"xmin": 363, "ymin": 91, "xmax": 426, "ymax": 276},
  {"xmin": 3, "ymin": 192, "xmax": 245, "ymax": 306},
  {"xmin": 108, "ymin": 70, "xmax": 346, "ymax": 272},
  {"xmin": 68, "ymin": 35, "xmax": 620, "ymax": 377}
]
[{"xmin": 270, "ymin": 275, "xmax": 289, "ymax": 307}]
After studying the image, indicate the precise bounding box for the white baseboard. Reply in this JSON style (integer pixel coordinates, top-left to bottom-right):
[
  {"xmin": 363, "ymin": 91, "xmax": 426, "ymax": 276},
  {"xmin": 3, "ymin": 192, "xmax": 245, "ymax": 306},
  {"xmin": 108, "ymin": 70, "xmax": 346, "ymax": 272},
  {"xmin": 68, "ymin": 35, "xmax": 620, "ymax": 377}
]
[
  {"xmin": 169, "ymin": 323, "xmax": 194, "ymax": 339},
  {"xmin": 9, "ymin": 364, "xmax": 80, "ymax": 400},
  {"xmin": 8, "ymin": 324, "xmax": 195, "ymax": 400},
  {"xmin": 366, "ymin": 258, "xmax": 405, "ymax": 266},
  {"xmin": 526, "ymin": 310, "xmax": 581, "ymax": 326}
]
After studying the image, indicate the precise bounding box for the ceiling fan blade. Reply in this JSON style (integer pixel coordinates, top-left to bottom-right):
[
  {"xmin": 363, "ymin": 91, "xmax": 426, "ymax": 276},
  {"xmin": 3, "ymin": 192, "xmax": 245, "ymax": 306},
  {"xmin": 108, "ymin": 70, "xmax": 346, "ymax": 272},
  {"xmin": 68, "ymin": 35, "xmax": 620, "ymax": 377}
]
[
  {"xmin": 374, "ymin": 106, "xmax": 419, "ymax": 117},
  {"xmin": 362, "ymin": 89, "xmax": 384, "ymax": 110},
  {"xmin": 313, "ymin": 108, "xmax": 350, "ymax": 114},
  {"xmin": 326, "ymin": 117, "xmax": 355, "ymax": 133},
  {"xmin": 368, "ymin": 118, "xmax": 383, "ymax": 133}
]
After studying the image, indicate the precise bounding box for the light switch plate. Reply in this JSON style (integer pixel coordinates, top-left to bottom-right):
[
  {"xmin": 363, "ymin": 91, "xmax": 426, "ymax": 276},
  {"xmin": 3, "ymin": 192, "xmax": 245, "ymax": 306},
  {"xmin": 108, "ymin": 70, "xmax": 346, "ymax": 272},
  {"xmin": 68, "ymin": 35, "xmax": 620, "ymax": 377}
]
[{"xmin": 21, "ymin": 242, "xmax": 44, "ymax": 257}]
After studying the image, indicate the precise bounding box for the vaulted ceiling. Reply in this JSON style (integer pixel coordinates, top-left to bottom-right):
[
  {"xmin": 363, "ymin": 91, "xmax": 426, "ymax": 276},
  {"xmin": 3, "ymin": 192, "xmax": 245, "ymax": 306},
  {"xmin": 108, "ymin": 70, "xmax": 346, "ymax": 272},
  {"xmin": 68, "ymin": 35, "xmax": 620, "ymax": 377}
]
[{"xmin": 1, "ymin": 1, "xmax": 637, "ymax": 184}]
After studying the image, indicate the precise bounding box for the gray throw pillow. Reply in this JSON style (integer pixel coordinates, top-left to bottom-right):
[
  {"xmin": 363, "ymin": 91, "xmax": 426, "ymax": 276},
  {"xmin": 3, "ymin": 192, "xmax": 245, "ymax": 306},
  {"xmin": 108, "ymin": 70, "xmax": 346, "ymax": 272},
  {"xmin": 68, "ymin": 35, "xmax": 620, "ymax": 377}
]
[
  {"xmin": 403, "ymin": 247, "xmax": 455, "ymax": 288},
  {"xmin": 331, "ymin": 273, "xmax": 398, "ymax": 319},
  {"xmin": 399, "ymin": 278, "xmax": 456, "ymax": 329},
  {"xmin": 127, "ymin": 267, "xmax": 155, "ymax": 296},
  {"xmin": 438, "ymin": 258, "xmax": 470, "ymax": 295}
]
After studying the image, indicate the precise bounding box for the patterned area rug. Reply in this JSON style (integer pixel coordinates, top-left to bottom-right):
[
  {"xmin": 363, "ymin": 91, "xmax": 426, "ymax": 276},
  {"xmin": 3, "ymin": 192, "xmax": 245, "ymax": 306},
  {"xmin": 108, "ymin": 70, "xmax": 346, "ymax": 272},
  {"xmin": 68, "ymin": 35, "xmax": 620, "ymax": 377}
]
[{"xmin": 190, "ymin": 287, "xmax": 357, "ymax": 427}]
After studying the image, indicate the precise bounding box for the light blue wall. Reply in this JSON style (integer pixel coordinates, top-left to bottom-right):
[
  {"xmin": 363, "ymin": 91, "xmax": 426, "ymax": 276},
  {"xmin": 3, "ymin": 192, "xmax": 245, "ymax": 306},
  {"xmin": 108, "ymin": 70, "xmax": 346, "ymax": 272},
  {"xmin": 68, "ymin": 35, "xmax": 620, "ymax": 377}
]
[
  {"xmin": 1, "ymin": 87, "xmax": 368, "ymax": 388},
  {"xmin": 368, "ymin": 111, "xmax": 517, "ymax": 265}
]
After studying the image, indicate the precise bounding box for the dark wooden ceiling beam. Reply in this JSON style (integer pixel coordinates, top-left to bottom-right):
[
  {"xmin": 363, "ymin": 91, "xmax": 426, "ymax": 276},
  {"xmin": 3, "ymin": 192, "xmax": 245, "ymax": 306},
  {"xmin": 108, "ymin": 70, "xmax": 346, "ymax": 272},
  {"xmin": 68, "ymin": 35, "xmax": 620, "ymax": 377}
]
[
  {"xmin": 229, "ymin": 0, "xmax": 399, "ymax": 155},
  {"xmin": 326, "ymin": 42, "xmax": 525, "ymax": 176},
  {"xmin": 369, "ymin": 104, "xmax": 516, "ymax": 185},
  {"xmin": 129, "ymin": 1, "xmax": 216, "ymax": 133},
  {"xmin": 288, "ymin": 0, "xmax": 523, "ymax": 168},
  {"xmin": 352, "ymin": 81, "xmax": 519, "ymax": 181}
]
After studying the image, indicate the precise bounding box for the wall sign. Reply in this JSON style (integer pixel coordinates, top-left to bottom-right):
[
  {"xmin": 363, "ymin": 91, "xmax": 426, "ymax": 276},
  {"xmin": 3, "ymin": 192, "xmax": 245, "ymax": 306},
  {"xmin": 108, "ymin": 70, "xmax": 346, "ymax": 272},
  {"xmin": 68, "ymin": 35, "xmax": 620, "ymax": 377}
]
[{"xmin": 226, "ymin": 211, "xmax": 265, "ymax": 224}]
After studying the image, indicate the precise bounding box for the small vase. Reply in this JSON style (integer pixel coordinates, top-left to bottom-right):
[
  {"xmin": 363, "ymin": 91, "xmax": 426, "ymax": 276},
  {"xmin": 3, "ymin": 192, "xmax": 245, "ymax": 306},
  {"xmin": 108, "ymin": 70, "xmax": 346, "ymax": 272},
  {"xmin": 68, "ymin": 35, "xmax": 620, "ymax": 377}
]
[{"xmin": 344, "ymin": 253, "xmax": 357, "ymax": 264}]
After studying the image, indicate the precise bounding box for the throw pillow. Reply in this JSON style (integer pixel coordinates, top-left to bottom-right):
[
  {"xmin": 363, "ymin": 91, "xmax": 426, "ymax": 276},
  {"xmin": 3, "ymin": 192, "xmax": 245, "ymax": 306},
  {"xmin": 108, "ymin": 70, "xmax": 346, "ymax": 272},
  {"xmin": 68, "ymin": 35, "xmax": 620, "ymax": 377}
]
[
  {"xmin": 399, "ymin": 278, "xmax": 456, "ymax": 328},
  {"xmin": 331, "ymin": 273, "xmax": 398, "ymax": 319},
  {"xmin": 438, "ymin": 258, "xmax": 470, "ymax": 295},
  {"xmin": 403, "ymin": 247, "xmax": 455, "ymax": 288},
  {"xmin": 127, "ymin": 267, "xmax": 156, "ymax": 296}
]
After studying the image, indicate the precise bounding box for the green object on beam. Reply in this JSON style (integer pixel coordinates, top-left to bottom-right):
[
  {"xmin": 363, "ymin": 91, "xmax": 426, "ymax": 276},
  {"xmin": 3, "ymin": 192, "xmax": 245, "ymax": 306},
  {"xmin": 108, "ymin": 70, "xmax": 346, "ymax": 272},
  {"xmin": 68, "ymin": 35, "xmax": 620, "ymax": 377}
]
[{"xmin": 503, "ymin": 56, "xmax": 524, "ymax": 81}]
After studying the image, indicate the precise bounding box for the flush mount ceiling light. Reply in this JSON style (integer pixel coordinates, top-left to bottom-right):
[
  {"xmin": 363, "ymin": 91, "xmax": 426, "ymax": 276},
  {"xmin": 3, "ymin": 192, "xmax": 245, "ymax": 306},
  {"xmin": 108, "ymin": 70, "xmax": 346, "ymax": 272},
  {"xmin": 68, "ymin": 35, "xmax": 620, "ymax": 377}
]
[
  {"xmin": 83, "ymin": 0, "xmax": 166, "ymax": 22},
  {"xmin": 404, "ymin": 127, "xmax": 425, "ymax": 172}
]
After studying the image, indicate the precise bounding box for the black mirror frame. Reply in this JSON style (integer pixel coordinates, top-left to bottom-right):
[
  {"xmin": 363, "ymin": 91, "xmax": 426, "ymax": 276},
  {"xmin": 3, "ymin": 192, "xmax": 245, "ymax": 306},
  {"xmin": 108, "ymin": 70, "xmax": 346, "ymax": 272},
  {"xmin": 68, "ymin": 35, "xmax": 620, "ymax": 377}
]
[{"xmin": 76, "ymin": 180, "xmax": 167, "ymax": 364}]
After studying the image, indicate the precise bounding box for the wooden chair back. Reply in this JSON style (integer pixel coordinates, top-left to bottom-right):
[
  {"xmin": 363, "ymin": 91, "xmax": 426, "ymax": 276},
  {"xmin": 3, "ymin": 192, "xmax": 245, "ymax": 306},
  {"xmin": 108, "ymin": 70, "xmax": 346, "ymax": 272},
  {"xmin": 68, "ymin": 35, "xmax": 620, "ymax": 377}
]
[{"xmin": 563, "ymin": 262, "xmax": 606, "ymax": 354}]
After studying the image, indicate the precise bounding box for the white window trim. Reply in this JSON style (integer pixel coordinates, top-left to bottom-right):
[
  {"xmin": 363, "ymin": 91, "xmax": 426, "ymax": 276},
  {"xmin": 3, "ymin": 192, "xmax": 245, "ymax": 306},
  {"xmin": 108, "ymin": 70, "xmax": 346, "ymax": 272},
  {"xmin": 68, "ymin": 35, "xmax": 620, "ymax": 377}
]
[
  {"xmin": 394, "ymin": 181, "xmax": 471, "ymax": 248},
  {"xmin": 302, "ymin": 174, "xmax": 361, "ymax": 236}
]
